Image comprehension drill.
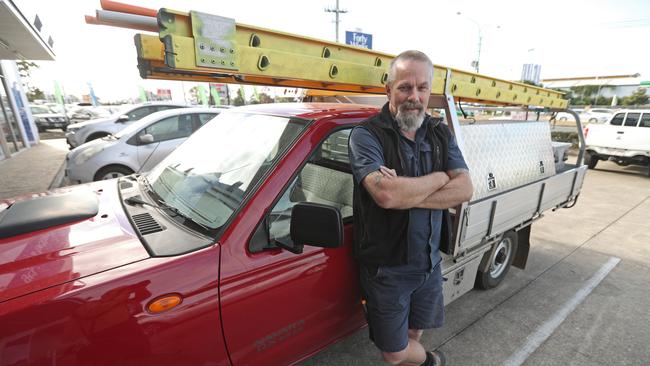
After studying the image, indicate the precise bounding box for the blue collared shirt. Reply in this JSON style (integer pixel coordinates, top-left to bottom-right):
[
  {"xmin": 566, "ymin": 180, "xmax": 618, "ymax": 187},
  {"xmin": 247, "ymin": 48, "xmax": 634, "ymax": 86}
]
[{"xmin": 349, "ymin": 118, "xmax": 468, "ymax": 273}]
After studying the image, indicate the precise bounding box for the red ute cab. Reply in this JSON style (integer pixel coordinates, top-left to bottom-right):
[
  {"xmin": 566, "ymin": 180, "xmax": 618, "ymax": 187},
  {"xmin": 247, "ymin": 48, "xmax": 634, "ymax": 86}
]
[{"xmin": 0, "ymin": 103, "xmax": 378, "ymax": 365}]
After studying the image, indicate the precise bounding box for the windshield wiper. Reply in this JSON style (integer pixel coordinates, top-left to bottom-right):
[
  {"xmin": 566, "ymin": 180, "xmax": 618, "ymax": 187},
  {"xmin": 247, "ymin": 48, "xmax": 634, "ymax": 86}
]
[{"xmin": 125, "ymin": 194, "xmax": 212, "ymax": 232}]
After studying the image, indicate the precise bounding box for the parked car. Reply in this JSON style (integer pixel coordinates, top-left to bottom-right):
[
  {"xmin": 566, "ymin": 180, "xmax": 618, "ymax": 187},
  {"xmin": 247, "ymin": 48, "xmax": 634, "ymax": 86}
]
[
  {"xmin": 584, "ymin": 109, "xmax": 650, "ymax": 176},
  {"xmin": 554, "ymin": 108, "xmax": 583, "ymax": 122},
  {"xmin": 65, "ymin": 102, "xmax": 188, "ymax": 149},
  {"xmin": 579, "ymin": 108, "xmax": 614, "ymax": 123},
  {"xmin": 65, "ymin": 107, "xmax": 220, "ymax": 183},
  {"xmin": 29, "ymin": 105, "xmax": 70, "ymax": 132},
  {"xmin": 68, "ymin": 106, "xmax": 112, "ymax": 122}
]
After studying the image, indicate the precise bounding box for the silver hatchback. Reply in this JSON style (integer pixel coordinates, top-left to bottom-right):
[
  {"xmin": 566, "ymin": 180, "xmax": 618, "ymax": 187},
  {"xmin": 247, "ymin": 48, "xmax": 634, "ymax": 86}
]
[{"xmin": 65, "ymin": 107, "xmax": 222, "ymax": 184}]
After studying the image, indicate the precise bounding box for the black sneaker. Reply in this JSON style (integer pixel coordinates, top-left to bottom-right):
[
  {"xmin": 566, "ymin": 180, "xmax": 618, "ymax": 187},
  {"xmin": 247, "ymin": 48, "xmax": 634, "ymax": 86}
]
[{"xmin": 429, "ymin": 350, "xmax": 446, "ymax": 366}]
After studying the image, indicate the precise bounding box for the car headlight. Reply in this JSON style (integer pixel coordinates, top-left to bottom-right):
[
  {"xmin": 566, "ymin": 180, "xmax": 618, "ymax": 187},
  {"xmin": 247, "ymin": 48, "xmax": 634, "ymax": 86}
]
[
  {"xmin": 73, "ymin": 143, "xmax": 105, "ymax": 165},
  {"xmin": 35, "ymin": 117, "xmax": 47, "ymax": 123}
]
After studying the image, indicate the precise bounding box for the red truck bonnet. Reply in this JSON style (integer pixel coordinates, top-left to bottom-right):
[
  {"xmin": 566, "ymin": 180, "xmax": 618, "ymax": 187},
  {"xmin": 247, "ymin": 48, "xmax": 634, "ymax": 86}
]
[{"xmin": 0, "ymin": 181, "xmax": 150, "ymax": 303}]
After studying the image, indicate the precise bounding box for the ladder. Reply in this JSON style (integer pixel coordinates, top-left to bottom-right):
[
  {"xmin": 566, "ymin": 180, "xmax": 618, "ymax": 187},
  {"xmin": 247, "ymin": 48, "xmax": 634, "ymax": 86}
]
[{"xmin": 87, "ymin": 1, "xmax": 568, "ymax": 109}]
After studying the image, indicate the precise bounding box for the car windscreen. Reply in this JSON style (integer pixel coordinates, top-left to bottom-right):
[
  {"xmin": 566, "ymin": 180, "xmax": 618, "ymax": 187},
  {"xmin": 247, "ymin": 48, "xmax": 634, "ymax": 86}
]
[{"xmin": 145, "ymin": 111, "xmax": 308, "ymax": 230}]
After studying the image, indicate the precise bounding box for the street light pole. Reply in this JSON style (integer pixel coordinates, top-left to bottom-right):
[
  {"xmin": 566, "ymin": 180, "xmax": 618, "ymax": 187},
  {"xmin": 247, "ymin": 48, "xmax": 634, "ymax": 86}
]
[
  {"xmin": 457, "ymin": 12, "xmax": 482, "ymax": 73},
  {"xmin": 457, "ymin": 12, "xmax": 498, "ymax": 74}
]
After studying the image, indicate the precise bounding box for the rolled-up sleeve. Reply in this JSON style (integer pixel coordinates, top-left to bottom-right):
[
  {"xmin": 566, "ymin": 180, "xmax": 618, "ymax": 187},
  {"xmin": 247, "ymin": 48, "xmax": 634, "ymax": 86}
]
[
  {"xmin": 447, "ymin": 134, "xmax": 468, "ymax": 171},
  {"xmin": 348, "ymin": 126, "xmax": 384, "ymax": 183}
]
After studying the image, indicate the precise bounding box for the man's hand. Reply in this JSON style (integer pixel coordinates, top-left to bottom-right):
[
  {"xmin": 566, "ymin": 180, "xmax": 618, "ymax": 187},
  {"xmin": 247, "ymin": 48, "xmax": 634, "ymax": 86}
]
[{"xmin": 362, "ymin": 166, "xmax": 450, "ymax": 209}]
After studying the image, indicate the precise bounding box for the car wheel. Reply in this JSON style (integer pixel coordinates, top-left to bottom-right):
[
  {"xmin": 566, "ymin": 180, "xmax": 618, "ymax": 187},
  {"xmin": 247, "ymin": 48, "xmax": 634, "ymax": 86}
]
[
  {"xmin": 585, "ymin": 151, "xmax": 598, "ymax": 169},
  {"xmin": 475, "ymin": 231, "xmax": 518, "ymax": 289},
  {"xmin": 559, "ymin": 117, "xmax": 568, "ymax": 122},
  {"xmin": 94, "ymin": 165, "xmax": 134, "ymax": 181}
]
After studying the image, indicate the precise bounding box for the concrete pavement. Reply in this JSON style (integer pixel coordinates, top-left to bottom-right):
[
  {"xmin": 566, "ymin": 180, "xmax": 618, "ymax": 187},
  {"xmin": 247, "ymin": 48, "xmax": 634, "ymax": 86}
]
[
  {"xmin": 0, "ymin": 138, "xmax": 67, "ymax": 200},
  {"xmin": 303, "ymin": 160, "xmax": 650, "ymax": 365}
]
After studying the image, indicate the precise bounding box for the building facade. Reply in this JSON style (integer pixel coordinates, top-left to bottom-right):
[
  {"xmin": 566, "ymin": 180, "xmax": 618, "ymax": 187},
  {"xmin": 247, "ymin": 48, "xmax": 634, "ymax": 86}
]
[{"xmin": 0, "ymin": 0, "xmax": 55, "ymax": 161}]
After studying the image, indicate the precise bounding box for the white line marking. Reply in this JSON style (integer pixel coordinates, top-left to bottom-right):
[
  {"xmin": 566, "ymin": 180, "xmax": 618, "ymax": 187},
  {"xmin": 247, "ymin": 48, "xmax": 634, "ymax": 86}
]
[{"xmin": 503, "ymin": 256, "xmax": 621, "ymax": 366}]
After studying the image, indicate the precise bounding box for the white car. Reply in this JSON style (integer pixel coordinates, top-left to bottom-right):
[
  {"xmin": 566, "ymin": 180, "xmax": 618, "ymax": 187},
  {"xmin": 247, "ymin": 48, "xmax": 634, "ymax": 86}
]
[
  {"xmin": 65, "ymin": 107, "xmax": 221, "ymax": 183},
  {"xmin": 579, "ymin": 108, "xmax": 614, "ymax": 124},
  {"xmin": 65, "ymin": 102, "xmax": 188, "ymax": 148}
]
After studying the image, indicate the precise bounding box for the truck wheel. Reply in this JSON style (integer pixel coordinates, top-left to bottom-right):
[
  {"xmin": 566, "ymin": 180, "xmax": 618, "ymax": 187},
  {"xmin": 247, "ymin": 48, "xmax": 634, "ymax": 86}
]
[
  {"xmin": 585, "ymin": 152, "xmax": 598, "ymax": 169},
  {"xmin": 94, "ymin": 165, "xmax": 134, "ymax": 181},
  {"xmin": 475, "ymin": 231, "xmax": 518, "ymax": 290}
]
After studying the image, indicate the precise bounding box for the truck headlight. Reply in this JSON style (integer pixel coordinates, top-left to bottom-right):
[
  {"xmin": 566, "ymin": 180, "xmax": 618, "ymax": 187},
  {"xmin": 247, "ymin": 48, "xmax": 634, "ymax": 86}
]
[{"xmin": 74, "ymin": 144, "xmax": 104, "ymax": 165}]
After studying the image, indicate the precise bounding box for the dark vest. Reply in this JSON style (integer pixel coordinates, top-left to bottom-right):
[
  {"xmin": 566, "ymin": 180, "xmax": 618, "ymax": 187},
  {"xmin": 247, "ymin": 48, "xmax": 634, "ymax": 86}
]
[{"xmin": 352, "ymin": 103, "xmax": 453, "ymax": 267}]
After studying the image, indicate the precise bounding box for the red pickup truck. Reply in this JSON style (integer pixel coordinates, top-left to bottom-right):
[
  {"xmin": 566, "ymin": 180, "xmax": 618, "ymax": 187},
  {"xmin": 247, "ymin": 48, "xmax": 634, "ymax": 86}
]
[{"xmin": 0, "ymin": 103, "xmax": 381, "ymax": 365}]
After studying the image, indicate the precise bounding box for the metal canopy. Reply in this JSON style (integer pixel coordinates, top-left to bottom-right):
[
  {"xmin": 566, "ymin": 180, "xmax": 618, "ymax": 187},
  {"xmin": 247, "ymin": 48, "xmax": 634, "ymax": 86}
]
[{"xmin": 0, "ymin": 0, "xmax": 55, "ymax": 60}]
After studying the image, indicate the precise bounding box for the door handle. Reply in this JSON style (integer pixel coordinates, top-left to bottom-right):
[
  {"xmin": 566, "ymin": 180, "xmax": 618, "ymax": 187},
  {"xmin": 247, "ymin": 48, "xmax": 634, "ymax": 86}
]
[{"xmin": 616, "ymin": 131, "xmax": 624, "ymax": 134}]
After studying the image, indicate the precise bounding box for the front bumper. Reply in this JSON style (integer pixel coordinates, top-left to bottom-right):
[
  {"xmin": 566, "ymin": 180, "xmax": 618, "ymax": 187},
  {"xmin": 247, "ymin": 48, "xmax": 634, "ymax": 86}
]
[{"xmin": 64, "ymin": 155, "xmax": 99, "ymax": 184}]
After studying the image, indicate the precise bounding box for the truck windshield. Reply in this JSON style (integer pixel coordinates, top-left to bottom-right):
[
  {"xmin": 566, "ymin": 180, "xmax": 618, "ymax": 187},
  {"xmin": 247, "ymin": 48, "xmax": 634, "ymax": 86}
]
[{"xmin": 145, "ymin": 110, "xmax": 308, "ymax": 230}]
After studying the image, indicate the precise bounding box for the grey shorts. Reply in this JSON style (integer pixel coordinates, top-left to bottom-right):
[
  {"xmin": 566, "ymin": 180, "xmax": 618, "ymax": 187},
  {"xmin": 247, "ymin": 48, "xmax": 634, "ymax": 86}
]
[{"xmin": 359, "ymin": 263, "xmax": 445, "ymax": 353}]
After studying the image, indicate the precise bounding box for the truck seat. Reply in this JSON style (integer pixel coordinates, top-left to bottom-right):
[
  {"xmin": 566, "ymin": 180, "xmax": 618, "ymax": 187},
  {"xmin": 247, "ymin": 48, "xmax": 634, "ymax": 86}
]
[{"xmin": 291, "ymin": 163, "xmax": 353, "ymax": 218}]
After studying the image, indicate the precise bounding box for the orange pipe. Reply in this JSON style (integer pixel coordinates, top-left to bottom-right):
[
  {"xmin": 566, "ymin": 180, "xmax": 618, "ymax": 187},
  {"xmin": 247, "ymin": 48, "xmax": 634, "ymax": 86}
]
[
  {"xmin": 100, "ymin": 0, "xmax": 157, "ymax": 18},
  {"xmin": 84, "ymin": 15, "xmax": 100, "ymax": 25}
]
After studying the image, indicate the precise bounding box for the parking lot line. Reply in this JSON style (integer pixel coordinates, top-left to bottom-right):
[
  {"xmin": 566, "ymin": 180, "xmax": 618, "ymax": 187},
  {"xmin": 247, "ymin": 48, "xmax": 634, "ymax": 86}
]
[{"xmin": 503, "ymin": 256, "xmax": 621, "ymax": 366}]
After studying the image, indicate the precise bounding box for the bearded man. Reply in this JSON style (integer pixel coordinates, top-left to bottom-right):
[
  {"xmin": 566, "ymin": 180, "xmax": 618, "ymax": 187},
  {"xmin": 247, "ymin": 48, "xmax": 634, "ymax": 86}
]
[{"xmin": 348, "ymin": 50, "xmax": 473, "ymax": 366}]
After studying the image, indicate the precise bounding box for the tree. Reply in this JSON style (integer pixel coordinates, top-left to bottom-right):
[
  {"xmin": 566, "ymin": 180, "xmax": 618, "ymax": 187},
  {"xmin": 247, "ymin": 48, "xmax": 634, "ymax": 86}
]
[
  {"xmin": 621, "ymin": 88, "xmax": 649, "ymax": 106},
  {"xmin": 16, "ymin": 60, "xmax": 45, "ymax": 102},
  {"xmin": 25, "ymin": 87, "xmax": 45, "ymax": 101},
  {"xmin": 17, "ymin": 60, "xmax": 38, "ymax": 78},
  {"xmin": 233, "ymin": 88, "xmax": 246, "ymax": 106}
]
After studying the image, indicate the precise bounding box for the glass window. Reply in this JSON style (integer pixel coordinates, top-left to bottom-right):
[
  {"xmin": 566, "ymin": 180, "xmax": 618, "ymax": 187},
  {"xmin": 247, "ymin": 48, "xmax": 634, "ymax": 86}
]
[
  {"xmin": 624, "ymin": 113, "xmax": 640, "ymax": 127},
  {"xmin": 153, "ymin": 105, "xmax": 182, "ymax": 113},
  {"xmin": 146, "ymin": 112, "xmax": 308, "ymax": 230},
  {"xmin": 142, "ymin": 114, "xmax": 193, "ymax": 142},
  {"xmin": 197, "ymin": 113, "xmax": 217, "ymax": 126},
  {"xmin": 610, "ymin": 113, "xmax": 625, "ymax": 126},
  {"xmin": 262, "ymin": 129, "xmax": 354, "ymax": 250},
  {"xmin": 639, "ymin": 114, "xmax": 650, "ymax": 128},
  {"xmin": 127, "ymin": 106, "xmax": 154, "ymax": 121}
]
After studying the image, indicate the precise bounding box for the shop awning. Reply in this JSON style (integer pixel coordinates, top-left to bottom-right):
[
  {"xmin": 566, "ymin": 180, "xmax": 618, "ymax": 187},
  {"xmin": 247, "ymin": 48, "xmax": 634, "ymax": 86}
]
[{"xmin": 0, "ymin": 0, "xmax": 55, "ymax": 60}]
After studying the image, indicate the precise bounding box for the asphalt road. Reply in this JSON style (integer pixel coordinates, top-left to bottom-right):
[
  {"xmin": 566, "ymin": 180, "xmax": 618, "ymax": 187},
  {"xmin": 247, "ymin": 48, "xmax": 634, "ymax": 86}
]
[{"xmin": 302, "ymin": 159, "xmax": 650, "ymax": 365}]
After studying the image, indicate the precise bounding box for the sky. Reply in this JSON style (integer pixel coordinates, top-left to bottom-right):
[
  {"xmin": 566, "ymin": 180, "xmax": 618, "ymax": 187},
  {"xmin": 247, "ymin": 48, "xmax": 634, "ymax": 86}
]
[{"xmin": 14, "ymin": 0, "xmax": 650, "ymax": 103}]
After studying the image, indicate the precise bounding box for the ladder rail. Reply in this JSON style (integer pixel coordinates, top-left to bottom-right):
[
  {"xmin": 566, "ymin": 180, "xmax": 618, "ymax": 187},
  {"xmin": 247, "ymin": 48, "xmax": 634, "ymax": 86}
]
[{"xmin": 89, "ymin": 3, "xmax": 568, "ymax": 108}]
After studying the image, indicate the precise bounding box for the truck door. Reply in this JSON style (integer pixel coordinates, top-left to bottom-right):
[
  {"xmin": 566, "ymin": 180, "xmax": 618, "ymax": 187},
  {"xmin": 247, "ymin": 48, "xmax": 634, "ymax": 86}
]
[
  {"xmin": 609, "ymin": 112, "xmax": 640, "ymax": 150},
  {"xmin": 625, "ymin": 112, "xmax": 650, "ymax": 151},
  {"xmin": 219, "ymin": 128, "xmax": 366, "ymax": 365}
]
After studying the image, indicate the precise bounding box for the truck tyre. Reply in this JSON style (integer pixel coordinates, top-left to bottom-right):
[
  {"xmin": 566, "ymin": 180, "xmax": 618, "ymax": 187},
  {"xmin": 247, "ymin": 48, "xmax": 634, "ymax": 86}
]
[
  {"xmin": 86, "ymin": 132, "xmax": 110, "ymax": 143},
  {"xmin": 475, "ymin": 231, "xmax": 518, "ymax": 290},
  {"xmin": 94, "ymin": 165, "xmax": 134, "ymax": 181},
  {"xmin": 585, "ymin": 152, "xmax": 598, "ymax": 169}
]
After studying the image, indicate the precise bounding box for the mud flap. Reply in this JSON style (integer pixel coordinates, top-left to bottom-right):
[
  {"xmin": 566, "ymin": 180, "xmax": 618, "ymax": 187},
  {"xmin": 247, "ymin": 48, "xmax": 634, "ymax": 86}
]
[{"xmin": 512, "ymin": 225, "xmax": 531, "ymax": 270}]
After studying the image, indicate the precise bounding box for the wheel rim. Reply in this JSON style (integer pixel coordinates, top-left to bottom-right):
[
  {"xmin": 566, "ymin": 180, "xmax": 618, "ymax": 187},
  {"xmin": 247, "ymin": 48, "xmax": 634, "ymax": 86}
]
[
  {"xmin": 102, "ymin": 171, "xmax": 127, "ymax": 180},
  {"xmin": 490, "ymin": 237, "xmax": 513, "ymax": 278}
]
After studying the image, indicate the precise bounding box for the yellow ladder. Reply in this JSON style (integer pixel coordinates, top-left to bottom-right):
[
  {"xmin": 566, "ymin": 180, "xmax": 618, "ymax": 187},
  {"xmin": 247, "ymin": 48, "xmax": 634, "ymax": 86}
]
[{"xmin": 118, "ymin": 7, "xmax": 567, "ymax": 108}]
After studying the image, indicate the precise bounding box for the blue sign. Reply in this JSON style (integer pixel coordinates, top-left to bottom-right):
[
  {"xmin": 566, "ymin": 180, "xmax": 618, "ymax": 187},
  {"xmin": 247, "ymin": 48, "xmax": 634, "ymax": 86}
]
[{"xmin": 345, "ymin": 31, "xmax": 372, "ymax": 49}]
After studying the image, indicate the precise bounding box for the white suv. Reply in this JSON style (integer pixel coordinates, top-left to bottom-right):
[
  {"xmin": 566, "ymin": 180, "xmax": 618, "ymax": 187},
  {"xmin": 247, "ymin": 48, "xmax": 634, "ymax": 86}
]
[
  {"xmin": 584, "ymin": 109, "xmax": 650, "ymax": 176},
  {"xmin": 65, "ymin": 102, "xmax": 187, "ymax": 148}
]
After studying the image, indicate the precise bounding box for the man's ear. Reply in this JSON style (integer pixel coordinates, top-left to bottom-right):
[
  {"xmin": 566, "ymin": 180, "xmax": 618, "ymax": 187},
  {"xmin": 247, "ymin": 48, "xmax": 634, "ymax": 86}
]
[{"xmin": 385, "ymin": 83, "xmax": 391, "ymax": 99}]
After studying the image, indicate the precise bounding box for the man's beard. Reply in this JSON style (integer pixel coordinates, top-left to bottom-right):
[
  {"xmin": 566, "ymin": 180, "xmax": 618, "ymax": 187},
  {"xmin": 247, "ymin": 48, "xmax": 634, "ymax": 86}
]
[{"xmin": 395, "ymin": 101, "xmax": 425, "ymax": 132}]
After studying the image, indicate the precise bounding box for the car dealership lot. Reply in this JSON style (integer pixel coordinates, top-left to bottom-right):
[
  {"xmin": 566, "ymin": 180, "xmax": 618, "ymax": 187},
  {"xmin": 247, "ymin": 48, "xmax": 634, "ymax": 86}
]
[{"xmin": 303, "ymin": 159, "xmax": 650, "ymax": 365}]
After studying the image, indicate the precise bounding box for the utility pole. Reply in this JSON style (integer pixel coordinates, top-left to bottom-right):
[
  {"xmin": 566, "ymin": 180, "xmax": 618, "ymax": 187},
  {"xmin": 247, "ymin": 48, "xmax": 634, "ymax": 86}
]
[{"xmin": 325, "ymin": 0, "xmax": 347, "ymax": 42}]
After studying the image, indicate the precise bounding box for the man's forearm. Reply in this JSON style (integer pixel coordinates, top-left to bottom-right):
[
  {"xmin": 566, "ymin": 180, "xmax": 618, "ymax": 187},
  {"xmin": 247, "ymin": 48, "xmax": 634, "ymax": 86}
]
[
  {"xmin": 415, "ymin": 172, "xmax": 473, "ymax": 209},
  {"xmin": 365, "ymin": 170, "xmax": 449, "ymax": 209}
]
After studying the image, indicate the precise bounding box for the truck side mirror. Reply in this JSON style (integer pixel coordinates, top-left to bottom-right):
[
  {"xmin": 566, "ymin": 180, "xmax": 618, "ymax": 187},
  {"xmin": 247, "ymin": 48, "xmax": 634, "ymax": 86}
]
[{"xmin": 290, "ymin": 202, "xmax": 343, "ymax": 249}]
